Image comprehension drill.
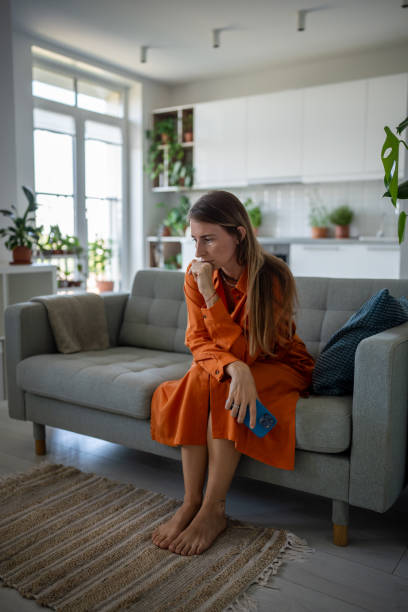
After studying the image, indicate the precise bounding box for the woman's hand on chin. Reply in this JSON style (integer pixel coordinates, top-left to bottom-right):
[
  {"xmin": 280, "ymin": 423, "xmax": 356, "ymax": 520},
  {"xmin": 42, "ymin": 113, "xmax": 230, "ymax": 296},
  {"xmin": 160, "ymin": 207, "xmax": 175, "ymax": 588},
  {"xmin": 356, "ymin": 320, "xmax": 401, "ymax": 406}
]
[{"xmin": 189, "ymin": 259, "xmax": 215, "ymax": 299}]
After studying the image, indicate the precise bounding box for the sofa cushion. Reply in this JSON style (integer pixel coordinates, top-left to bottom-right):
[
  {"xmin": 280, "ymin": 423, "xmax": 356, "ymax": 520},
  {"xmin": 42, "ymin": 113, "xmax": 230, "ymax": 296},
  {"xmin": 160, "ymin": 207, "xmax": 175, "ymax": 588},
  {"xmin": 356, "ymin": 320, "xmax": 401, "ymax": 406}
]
[
  {"xmin": 312, "ymin": 289, "xmax": 408, "ymax": 395},
  {"xmin": 17, "ymin": 347, "xmax": 193, "ymax": 420},
  {"xmin": 119, "ymin": 269, "xmax": 189, "ymax": 354},
  {"xmin": 17, "ymin": 346, "xmax": 351, "ymax": 453}
]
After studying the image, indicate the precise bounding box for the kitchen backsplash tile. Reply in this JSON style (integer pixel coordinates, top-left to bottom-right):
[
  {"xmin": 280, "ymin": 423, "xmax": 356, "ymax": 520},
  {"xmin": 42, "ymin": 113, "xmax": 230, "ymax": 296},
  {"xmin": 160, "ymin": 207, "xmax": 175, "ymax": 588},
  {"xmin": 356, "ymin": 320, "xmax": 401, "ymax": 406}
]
[{"xmin": 177, "ymin": 179, "xmax": 398, "ymax": 239}]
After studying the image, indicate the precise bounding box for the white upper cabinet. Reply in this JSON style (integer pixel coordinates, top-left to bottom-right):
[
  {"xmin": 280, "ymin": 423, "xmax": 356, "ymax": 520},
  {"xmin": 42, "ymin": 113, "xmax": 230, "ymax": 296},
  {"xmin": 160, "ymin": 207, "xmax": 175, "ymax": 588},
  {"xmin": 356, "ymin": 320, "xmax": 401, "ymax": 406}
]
[
  {"xmin": 247, "ymin": 89, "xmax": 303, "ymax": 182},
  {"xmin": 194, "ymin": 98, "xmax": 247, "ymax": 188},
  {"xmin": 364, "ymin": 73, "xmax": 408, "ymax": 176},
  {"xmin": 302, "ymin": 80, "xmax": 367, "ymax": 181}
]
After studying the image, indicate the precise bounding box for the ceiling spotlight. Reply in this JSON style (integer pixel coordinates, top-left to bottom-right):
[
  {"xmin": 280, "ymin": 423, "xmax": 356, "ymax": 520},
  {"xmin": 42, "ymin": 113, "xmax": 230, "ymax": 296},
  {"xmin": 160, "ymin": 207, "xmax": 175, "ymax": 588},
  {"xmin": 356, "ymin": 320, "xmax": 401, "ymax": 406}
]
[
  {"xmin": 297, "ymin": 9, "xmax": 306, "ymax": 31},
  {"xmin": 212, "ymin": 29, "xmax": 221, "ymax": 48},
  {"xmin": 140, "ymin": 46, "xmax": 148, "ymax": 63}
]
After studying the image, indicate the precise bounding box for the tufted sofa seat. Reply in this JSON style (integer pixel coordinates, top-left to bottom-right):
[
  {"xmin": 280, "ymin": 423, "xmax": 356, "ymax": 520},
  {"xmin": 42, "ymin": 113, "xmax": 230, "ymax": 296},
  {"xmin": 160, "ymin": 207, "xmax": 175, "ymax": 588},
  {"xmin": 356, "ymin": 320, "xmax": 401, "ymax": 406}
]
[{"xmin": 5, "ymin": 269, "xmax": 408, "ymax": 546}]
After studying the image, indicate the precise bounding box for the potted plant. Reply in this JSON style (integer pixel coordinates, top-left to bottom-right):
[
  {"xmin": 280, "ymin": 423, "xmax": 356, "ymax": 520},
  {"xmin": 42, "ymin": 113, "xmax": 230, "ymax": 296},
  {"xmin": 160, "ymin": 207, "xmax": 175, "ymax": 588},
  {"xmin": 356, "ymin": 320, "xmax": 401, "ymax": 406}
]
[
  {"xmin": 155, "ymin": 117, "xmax": 177, "ymax": 144},
  {"xmin": 183, "ymin": 113, "xmax": 193, "ymax": 142},
  {"xmin": 309, "ymin": 205, "xmax": 330, "ymax": 239},
  {"xmin": 169, "ymin": 159, "xmax": 194, "ymax": 188},
  {"xmin": 243, "ymin": 198, "xmax": 262, "ymax": 234},
  {"xmin": 162, "ymin": 195, "xmax": 191, "ymax": 236},
  {"xmin": 88, "ymin": 237, "xmax": 114, "ymax": 293},
  {"xmin": 0, "ymin": 186, "xmax": 43, "ymax": 264},
  {"xmin": 329, "ymin": 205, "xmax": 354, "ymax": 238},
  {"xmin": 381, "ymin": 115, "xmax": 408, "ymax": 242}
]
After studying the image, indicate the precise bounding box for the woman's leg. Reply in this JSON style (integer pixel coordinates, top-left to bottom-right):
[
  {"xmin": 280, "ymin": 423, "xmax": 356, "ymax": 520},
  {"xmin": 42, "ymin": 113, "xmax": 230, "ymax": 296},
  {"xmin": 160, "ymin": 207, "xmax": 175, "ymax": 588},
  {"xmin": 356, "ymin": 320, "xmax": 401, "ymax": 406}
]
[
  {"xmin": 152, "ymin": 444, "xmax": 208, "ymax": 548},
  {"xmin": 168, "ymin": 416, "xmax": 241, "ymax": 556}
]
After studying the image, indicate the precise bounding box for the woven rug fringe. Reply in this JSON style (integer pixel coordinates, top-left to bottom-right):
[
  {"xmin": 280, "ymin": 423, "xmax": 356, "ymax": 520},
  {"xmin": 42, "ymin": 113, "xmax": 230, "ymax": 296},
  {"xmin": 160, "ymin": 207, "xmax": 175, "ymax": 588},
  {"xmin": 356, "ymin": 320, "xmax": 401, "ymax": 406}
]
[
  {"xmin": 0, "ymin": 461, "xmax": 57, "ymax": 486},
  {"xmin": 224, "ymin": 531, "xmax": 314, "ymax": 611}
]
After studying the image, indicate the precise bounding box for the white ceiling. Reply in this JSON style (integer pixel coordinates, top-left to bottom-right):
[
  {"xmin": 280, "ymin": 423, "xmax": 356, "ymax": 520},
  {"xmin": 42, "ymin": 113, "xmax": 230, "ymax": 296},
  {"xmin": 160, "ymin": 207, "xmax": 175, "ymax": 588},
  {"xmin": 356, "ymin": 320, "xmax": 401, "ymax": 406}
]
[{"xmin": 11, "ymin": 0, "xmax": 408, "ymax": 85}]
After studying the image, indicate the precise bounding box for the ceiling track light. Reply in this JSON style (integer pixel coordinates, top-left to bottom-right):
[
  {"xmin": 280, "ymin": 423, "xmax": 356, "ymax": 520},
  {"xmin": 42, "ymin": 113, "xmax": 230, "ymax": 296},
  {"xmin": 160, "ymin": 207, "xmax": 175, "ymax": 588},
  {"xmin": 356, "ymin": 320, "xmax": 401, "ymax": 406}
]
[
  {"xmin": 140, "ymin": 45, "xmax": 148, "ymax": 63},
  {"xmin": 402, "ymin": 1, "xmax": 408, "ymax": 7},
  {"xmin": 212, "ymin": 29, "xmax": 221, "ymax": 48},
  {"xmin": 297, "ymin": 9, "xmax": 306, "ymax": 31}
]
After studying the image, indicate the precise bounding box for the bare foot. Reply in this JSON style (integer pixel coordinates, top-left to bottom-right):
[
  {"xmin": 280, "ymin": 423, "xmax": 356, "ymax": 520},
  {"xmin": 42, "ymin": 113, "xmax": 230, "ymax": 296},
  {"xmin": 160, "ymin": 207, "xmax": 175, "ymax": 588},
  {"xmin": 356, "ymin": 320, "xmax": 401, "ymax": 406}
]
[
  {"xmin": 152, "ymin": 500, "xmax": 202, "ymax": 549},
  {"xmin": 168, "ymin": 502, "xmax": 227, "ymax": 556}
]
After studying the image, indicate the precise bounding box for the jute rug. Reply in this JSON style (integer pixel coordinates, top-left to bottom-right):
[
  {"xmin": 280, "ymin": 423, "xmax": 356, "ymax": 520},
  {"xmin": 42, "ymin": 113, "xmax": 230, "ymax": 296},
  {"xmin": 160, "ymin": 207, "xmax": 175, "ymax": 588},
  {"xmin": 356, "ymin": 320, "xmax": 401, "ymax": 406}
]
[{"xmin": 0, "ymin": 463, "xmax": 312, "ymax": 611}]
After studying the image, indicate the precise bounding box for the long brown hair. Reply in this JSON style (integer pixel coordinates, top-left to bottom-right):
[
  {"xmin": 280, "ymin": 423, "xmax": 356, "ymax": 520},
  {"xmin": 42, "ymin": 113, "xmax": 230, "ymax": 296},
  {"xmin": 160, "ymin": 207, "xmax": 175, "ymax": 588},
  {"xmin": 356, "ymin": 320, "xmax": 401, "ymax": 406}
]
[{"xmin": 188, "ymin": 190, "xmax": 296, "ymax": 357}]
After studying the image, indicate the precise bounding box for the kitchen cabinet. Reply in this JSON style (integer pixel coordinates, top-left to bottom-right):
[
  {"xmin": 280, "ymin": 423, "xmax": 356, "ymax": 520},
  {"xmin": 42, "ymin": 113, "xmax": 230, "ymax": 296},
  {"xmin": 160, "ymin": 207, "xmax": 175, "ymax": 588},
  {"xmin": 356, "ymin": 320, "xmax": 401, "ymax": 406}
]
[
  {"xmin": 194, "ymin": 98, "xmax": 247, "ymax": 188},
  {"xmin": 247, "ymin": 89, "xmax": 303, "ymax": 182},
  {"xmin": 364, "ymin": 73, "xmax": 408, "ymax": 176},
  {"xmin": 302, "ymin": 80, "xmax": 367, "ymax": 181},
  {"xmin": 290, "ymin": 243, "xmax": 399, "ymax": 279}
]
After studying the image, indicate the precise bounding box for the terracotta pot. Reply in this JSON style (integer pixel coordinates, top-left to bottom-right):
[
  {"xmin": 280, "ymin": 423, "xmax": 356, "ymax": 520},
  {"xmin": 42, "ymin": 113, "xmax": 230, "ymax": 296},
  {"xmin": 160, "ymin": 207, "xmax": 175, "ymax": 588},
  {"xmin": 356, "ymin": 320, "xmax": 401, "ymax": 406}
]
[
  {"xmin": 335, "ymin": 225, "xmax": 350, "ymax": 239},
  {"xmin": 184, "ymin": 132, "xmax": 193, "ymax": 142},
  {"xmin": 311, "ymin": 227, "xmax": 328, "ymax": 239},
  {"xmin": 162, "ymin": 225, "xmax": 171, "ymax": 237},
  {"xmin": 96, "ymin": 280, "xmax": 114, "ymax": 293},
  {"xmin": 161, "ymin": 133, "xmax": 169, "ymax": 144},
  {"xmin": 12, "ymin": 246, "xmax": 32, "ymax": 264}
]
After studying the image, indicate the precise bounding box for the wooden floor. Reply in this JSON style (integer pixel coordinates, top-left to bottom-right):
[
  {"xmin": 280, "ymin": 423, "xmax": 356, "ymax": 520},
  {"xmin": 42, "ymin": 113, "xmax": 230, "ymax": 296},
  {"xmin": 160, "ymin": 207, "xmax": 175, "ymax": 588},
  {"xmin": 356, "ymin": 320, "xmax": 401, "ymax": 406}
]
[{"xmin": 0, "ymin": 400, "xmax": 407, "ymax": 612}]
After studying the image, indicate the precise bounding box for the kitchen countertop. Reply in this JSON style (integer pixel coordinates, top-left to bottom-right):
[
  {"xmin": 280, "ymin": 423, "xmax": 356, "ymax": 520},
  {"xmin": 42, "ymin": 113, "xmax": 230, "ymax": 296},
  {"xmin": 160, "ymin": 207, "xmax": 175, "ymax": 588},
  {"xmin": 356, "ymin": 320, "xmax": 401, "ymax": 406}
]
[{"xmin": 148, "ymin": 235, "xmax": 398, "ymax": 246}]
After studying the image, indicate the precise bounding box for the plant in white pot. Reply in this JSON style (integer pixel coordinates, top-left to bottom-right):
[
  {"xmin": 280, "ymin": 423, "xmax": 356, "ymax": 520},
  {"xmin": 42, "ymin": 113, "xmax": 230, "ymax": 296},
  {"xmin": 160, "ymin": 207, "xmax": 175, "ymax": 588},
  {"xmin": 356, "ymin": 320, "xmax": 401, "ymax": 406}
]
[
  {"xmin": 0, "ymin": 186, "xmax": 43, "ymax": 264},
  {"xmin": 381, "ymin": 115, "xmax": 408, "ymax": 242},
  {"xmin": 88, "ymin": 237, "xmax": 114, "ymax": 293}
]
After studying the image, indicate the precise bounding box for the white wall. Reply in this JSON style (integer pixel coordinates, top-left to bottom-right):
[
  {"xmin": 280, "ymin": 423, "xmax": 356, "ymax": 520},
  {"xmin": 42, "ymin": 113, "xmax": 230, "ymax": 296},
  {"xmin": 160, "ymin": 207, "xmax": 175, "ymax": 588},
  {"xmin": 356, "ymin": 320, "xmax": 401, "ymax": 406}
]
[
  {"xmin": 0, "ymin": 0, "xmax": 17, "ymax": 263},
  {"xmin": 168, "ymin": 41, "xmax": 408, "ymax": 105}
]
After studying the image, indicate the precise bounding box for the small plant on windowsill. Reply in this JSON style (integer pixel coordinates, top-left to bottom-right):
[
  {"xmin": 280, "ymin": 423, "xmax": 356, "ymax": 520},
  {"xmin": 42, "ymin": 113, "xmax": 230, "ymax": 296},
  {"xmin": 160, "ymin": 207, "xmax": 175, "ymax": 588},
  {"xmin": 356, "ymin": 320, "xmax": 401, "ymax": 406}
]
[
  {"xmin": 39, "ymin": 225, "xmax": 83, "ymax": 256},
  {"xmin": 0, "ymin": 186, "xmax": 43, "ymax": 264},
  {"xmin": 381, "ymin": 115, "xmax": 408, "ymax": 242},
  {"xmin": 88, "ymin": 237, "xmax": 114, "ymax": 293}
]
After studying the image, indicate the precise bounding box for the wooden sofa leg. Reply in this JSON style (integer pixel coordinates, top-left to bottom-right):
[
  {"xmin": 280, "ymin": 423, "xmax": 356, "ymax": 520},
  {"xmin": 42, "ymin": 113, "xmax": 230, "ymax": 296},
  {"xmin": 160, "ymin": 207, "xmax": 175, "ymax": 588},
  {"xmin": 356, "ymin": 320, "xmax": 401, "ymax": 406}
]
[
  {"xmin": 333, "ymin": 524, "xmax": 348, "ymax": 546},
  {"xmin": 33, "ymin": 423, "xmax": 46, "ymax": 455},
  {"xmin": 332, "ymin": 499, "xmax": 349, "ymax": 546}
]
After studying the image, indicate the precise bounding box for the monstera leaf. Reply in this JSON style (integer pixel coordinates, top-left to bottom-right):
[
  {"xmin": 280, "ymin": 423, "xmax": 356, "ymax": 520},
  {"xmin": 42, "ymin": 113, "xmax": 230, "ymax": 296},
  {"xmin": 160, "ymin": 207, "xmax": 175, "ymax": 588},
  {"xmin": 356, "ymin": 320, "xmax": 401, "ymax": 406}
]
[{"xmin": 381, "ymin": 116, "xmax": 408, "ymax": 243}]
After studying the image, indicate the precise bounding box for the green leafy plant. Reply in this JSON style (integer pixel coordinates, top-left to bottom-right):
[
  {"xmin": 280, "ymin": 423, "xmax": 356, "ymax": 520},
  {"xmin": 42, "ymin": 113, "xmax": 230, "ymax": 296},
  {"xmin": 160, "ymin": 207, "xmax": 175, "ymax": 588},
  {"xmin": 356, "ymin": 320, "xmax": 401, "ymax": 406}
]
[
  {"xmin": 39, "ymin": 225, "xmax": 83, "ymax": 255},
  {"xmin": 381, "ymin": 115, "xmax": 408, "ymax": 243},
  {"xmin": 329, "ymin": 205, "xmax": 354, "ymax": 227},
  {"xmin": 162, "ymin": 195, "xmax": 191, "ymax": 236},
  {"xmin": 308, "ymin": 205, "xmax": 329, "ymax": 228},
  {"xmin": 243, "ymin": 198, "xmax": 262, "ymax": 229},
  {"xmin": 164, "ymin": 253, "xmax": 182, "ymax": 269},
  {"xmin": 183, "ymin": 113, "xmax": 193, "ymax": 135},
  {"xmin": 0, "ymin": 186, "xmax": 43, "ymax": 250},
  {"xmin": 169, "ymin": 159, "xmax": 194, "ymax": 187},
  {"xmin": 144, "ymin": 118, "xmax": 177, "ymax": 183},
  {"xmin": 88, "ymin": 237, "xmax": 113, "ymax": 278}
]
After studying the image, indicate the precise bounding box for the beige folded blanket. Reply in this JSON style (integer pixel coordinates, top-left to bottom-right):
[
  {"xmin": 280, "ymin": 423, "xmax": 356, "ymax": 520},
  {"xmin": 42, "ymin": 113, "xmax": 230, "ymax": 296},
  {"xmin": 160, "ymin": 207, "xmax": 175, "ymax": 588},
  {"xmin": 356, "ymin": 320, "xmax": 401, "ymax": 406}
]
[{"xmin": 32, "ymin": 293, "xmax": 110, "ymax": 354}]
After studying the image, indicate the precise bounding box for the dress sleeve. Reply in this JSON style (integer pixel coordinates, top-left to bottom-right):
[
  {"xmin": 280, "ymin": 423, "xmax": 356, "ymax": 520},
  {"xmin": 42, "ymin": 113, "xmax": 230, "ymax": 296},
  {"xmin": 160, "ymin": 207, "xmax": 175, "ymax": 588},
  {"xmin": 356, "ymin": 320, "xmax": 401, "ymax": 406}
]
[{"xmin": 184, "ymin": 265, "xmax": 250, "ymax": 381}]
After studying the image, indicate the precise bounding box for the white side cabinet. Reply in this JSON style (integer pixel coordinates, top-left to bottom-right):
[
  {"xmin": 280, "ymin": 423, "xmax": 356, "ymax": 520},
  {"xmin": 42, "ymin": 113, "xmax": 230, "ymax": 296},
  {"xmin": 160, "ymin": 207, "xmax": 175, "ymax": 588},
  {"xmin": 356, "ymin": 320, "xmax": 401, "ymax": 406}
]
[
  {"xmin": 302, "ymin": 80, "xmax": 367, "ymax": 181},
  {"xmin": 194, "ymin": 98, "xmax": 247, "ymax": 188},
  {"xmin": 364, "ymin": 73, "xmax": 408, "ymax": 176},
  {"xmin": 247, "ymin": 89, "xmax": 303, "ymax": 182},
  {"xmin": 290, "ymin": 243, "xmax": 399, "ymax": 279},
  {"xmin": 0, "ymin": 264, "xmax": 57, "ymax": 335}
]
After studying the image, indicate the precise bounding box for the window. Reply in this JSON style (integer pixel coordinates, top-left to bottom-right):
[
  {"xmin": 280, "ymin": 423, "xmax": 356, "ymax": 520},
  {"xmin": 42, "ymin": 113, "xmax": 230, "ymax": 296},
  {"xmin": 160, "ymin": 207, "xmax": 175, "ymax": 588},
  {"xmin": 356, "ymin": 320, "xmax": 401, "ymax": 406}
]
[{"xmin": 32, "ymin": 56, "xmax": 126, "ymax": 292}]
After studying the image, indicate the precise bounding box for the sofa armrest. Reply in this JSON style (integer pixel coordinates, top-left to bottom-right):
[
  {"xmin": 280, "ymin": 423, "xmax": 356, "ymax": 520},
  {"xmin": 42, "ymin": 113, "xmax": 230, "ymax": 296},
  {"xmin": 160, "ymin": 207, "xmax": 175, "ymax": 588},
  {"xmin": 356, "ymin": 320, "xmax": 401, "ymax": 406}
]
[
  {"xmin": 5, "ymin": 302, "xmax": 57, "ymax": 421},
  {"xmin": 350, "ymin": 321, "xmax": 408, "ymax": 513},
  {"xmin": 100, "ymin": 292, "xmax": 129, "ymax": 346}
]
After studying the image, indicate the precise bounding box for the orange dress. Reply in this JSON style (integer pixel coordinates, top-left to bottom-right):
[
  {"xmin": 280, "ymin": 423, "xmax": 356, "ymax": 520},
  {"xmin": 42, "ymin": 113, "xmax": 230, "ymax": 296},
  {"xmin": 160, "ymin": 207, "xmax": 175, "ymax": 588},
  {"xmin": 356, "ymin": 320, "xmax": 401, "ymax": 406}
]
[{"xmin": 150, "ymin": 263, "xmax": 315, "ymax": 470}]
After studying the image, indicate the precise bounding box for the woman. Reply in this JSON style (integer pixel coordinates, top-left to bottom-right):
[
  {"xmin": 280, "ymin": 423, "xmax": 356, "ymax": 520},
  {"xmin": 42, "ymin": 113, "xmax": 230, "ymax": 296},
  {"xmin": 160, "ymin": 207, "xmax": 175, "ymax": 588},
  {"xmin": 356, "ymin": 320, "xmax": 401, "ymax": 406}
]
[{"xmin": 150, "ymin": 190, "xmax": 314, "ymax": 556}]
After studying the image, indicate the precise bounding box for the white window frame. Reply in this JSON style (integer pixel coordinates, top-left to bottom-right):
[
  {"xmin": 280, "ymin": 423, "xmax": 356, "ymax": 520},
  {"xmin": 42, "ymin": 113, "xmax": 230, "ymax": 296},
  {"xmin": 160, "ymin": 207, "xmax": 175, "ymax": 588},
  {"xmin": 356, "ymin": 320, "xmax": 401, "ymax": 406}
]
[{"xmin": 32, "ymin": 57, "xmax": 129, "ymax": 289}]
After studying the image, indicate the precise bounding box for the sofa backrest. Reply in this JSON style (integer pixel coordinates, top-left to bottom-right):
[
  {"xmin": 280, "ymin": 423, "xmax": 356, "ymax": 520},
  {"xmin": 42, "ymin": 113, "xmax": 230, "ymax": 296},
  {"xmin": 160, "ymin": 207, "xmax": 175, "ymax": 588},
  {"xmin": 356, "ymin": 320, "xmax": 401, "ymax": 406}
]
[
  {"xmin": 295, "ymin": 276, "xmax": 408, "ymax": 359},
  {"xmin": 119, "ymin": 269, "xmax": 189, "ymax": 353},
  {"xmin": 119, "ymin": 268, "xmax": 408, "ymax": 359}
]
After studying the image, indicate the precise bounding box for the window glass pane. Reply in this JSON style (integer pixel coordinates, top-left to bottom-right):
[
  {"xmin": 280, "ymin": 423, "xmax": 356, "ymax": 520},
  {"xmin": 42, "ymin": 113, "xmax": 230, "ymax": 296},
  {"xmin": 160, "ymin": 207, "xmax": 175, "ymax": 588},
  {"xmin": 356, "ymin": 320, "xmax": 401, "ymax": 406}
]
[
  {"xmin": 86, "ymin": 197, "xmax": 122, "ymax": 288},
  {"xmin": 32, "ymin": 66, "xmax": 75, "ymax": 106},
  {"xmin": 36, "ymin": 194, "xmax": 74, "ymax": 236},
  {"xmin": 78, "ymin": 80, "xmax": 123, "ymax": 117},
  {"xmin": 34, "ymin": 129, "xmax": 74, "ymax": 195},
  {"xmin": 33, "ymin": 108, "xmax": 75, "ymax": 135},
  {"xmin": 85, "ymin": 120, "xmax": 122, "ymax": 144},
  {"xmin": 85, "ymin": 136, "xmax": 122, "ymax": 199}
]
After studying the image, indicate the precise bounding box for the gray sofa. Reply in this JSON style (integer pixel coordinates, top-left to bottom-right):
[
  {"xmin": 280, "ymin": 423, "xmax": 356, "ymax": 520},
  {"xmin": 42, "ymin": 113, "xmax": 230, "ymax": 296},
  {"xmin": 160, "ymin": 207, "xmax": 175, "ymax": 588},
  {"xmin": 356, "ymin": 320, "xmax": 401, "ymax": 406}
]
[{"xmin": 5, "ymin": 268, "xmax": 408, "ymax": 547}]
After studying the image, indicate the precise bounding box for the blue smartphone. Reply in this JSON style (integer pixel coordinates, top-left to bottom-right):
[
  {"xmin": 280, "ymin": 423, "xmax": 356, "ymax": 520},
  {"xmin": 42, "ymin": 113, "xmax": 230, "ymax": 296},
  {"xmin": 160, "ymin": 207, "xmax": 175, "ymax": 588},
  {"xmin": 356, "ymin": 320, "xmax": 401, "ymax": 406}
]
[{"xmin": 243, "ymin": 399, "xmax": 277, "ymax": 437}]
